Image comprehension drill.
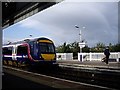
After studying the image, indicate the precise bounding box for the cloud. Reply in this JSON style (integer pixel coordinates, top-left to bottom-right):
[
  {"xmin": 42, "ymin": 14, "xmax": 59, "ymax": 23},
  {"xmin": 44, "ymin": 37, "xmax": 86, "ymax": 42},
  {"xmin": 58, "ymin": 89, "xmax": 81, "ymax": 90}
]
[{"xmin": 17, "ymin": 2, "xmax": 118, "ymax": 47}]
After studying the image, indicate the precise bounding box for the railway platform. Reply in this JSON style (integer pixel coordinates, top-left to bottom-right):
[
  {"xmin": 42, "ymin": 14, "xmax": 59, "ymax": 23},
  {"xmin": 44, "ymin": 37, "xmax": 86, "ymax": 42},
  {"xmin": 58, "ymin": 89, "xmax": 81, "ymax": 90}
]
[{"xmin": 57, "ymin": 60, "xmax": 120, "ymax": 70}]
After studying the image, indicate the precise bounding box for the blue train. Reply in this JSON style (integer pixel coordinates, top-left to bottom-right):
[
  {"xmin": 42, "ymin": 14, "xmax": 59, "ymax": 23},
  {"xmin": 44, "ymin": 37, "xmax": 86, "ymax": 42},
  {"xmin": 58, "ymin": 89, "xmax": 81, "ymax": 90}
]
[{"xmin": 2, "ymin": 37, "xmax": 57, "ymax": 67}]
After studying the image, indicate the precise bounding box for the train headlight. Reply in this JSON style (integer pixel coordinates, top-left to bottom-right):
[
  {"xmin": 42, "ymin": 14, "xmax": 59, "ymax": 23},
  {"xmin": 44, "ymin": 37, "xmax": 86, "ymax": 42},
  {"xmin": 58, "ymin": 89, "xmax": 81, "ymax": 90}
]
[{"xmin": 40, "ymin": 56, "xmax": 44, "ymax": 60}]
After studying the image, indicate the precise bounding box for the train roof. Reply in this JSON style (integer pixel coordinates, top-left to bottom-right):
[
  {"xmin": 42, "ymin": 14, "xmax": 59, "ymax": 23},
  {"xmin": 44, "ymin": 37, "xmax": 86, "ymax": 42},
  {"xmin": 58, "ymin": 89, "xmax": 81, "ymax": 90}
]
[
  {"xmin": 3, "ymin": 37, "xmax": 53, "ymax": 46},
  {"xmin": 2, "ymin": 43, "xmax": 28, "ymax": 47}
]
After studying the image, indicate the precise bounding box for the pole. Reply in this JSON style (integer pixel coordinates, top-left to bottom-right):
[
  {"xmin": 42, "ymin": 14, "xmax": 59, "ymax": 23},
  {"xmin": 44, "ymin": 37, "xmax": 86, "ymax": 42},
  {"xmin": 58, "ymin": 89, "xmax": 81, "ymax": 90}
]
[
  {"xmin": 75, "ymin": 25, "xmax": 85, "ymax": 53},
  {"xmin": 79, "ymin": 29, "xmax": 82, "ymax": 53},
  {"xmin": 75, "ymin": 25, "xmax": 86, "ymax": 62}
]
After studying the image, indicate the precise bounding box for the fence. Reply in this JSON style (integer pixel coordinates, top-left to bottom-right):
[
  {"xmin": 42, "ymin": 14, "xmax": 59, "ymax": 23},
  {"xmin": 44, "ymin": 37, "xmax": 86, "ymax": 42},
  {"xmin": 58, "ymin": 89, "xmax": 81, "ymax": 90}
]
[
  {"xmin": 56, "ymin": 53, "xmax": 73, "ymax": 60},
  {"xmin": 56, "ymin": 52, "xmax": 120, "ymax": 62},
  {"xmin": 78, "ymin": 52, "xmax": 120, "ymax": 62}
]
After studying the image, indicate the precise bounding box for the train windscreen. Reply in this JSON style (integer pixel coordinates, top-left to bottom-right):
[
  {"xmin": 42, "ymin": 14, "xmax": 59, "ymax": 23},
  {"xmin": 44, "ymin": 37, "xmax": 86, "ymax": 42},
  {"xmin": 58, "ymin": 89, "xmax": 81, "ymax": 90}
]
[{"xmin": 39, "ymin": 43, "xmax": 55, "ymax": 54}]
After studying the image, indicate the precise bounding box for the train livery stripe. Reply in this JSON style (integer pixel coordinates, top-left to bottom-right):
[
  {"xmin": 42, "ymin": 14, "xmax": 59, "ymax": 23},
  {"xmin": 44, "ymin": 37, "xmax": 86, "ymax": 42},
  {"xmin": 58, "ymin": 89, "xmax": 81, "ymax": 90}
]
[
  {"xmin": 4, "ymin": 55, "xmax": 28, "ymax": 58},
  {"xmin": 41, "ymin": 54, "xmax": 55, "ymax": 60},
  {"xmin": 38, "ymin": 40, "xmax": 53, "ymax": 43},
  {"xmin": 3, "ymin": 55, "xmax": 13, "ymax": 57}
]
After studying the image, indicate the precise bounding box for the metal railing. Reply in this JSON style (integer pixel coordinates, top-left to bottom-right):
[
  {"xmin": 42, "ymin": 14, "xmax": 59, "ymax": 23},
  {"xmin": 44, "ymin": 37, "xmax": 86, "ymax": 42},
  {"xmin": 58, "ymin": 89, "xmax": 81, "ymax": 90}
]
[
  {"xmin": 56, "ymin": 53, "xmax": 73, "ymax": 60},
  {"xmin": 78, "ymin": 52, "xmax": 120, "ymax": 62},
  {"xmin": 56, "ymin": 52, "xmax": 120, "ymax": 62}
]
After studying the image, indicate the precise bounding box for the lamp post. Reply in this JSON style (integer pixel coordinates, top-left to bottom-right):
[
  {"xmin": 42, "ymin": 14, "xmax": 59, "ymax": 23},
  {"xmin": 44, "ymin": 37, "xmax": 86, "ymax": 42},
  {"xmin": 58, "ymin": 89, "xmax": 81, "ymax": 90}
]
[
  {"xmin": 29, "ymin": 35, "xmax": 32, "ymax": 37},
  {"xmin": 29, "ymin": 34, "xmax": 33, "ymax": 39},
  {"xmin": 75, "ymin": 25, "xmax": 85, "ymax": 53}
]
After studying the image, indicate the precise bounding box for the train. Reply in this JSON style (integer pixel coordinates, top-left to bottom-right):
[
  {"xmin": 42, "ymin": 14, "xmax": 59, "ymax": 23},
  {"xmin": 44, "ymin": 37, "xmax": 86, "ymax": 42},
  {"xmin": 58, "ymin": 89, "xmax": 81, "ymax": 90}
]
[{"xmin": 2, "ymin": 37, "xmax": 57, "ymax": 67}]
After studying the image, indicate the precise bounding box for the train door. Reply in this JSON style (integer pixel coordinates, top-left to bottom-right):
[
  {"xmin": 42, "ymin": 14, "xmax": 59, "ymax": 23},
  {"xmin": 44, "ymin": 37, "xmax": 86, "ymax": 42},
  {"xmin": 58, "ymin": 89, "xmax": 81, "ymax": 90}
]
[
  {"xmin": 33, "ymin": 41, "xmax": 38, "ymax": 59},
  {"xmin": 2, "ymin": 46, "xmax": 13, "ymax": 65},
  {"xmin": 12, "ymin": 45, "xmax": 16, "ymax": 61},
  {"xmin": 29, "ymin": 41, "xmax": 38, "ymax": 60},
  {"xmin": 16, "ymin": 45, "xmax": 28, "ymax": 63}
]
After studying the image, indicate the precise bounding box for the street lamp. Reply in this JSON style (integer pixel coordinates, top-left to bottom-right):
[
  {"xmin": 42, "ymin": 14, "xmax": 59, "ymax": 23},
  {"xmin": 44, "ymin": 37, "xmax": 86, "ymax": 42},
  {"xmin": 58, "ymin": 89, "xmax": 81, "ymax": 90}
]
[
  {"xmin": 7, "ymin": 41, "xmax": 11, "ymax": 44},
  {"xmin": 29, "ymin": 35, "xmax": 32, "ymax": 37},
  {"xmin": 75, "ymin": 25, "xmax": 86, "ymax": 53}
]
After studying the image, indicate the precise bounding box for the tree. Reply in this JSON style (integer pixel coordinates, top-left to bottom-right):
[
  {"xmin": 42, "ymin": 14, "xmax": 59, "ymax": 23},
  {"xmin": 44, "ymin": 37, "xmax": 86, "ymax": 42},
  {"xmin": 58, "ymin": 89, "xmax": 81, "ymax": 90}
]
[
  {"xmin": 56, "ymin": 42, "xmax": 71, "ymax": 53},
  {"xmin": 56, "ymin": 45, "xmax": 63, "ymax": 53},
  {"xmin": 56, "ymin": 41, "xmax": 120, "ymax": 60},
  {"xmin": 95, "ymin": 42, "xmax": 105, "ymax": 52},
  {"xmin": 69, "ymin": 41, "xmax": 80, "ymax": 59},
  {"xmin": 82, "ymin": 45, "xmax": 90, "ymax": 52},
  {"xmin": 109, "ymin": 43, "xmax": 113, "ymax": 51},
  {"xmin": 113, "ymin": 44, "xmax": 120, "ymax": 52}
]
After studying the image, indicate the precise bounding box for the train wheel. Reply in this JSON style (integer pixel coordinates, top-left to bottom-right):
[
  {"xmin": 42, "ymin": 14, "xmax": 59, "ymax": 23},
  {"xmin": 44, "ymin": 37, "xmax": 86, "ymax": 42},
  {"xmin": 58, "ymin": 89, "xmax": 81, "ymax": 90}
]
[
  {"xmin": 3, "ymin": 60, "xmax": 8, "ymax": 65},
  {"xmin": 21, "ymin": 61, "xmax": 30, "ymax": 70},
  {"xmin": 8, "ymin": 60, "xmax": 12, "ymax": 66},
  {"xmin": 21, "ymin": 61, "xmax": 25, "ymax": 67},
  {"xmin": 17, "ymin": 61, "xmax": 21, "ymax": 68},
  {"xmin": 13, "ymin": 61, "xmax": 18, "ymax": 67}
]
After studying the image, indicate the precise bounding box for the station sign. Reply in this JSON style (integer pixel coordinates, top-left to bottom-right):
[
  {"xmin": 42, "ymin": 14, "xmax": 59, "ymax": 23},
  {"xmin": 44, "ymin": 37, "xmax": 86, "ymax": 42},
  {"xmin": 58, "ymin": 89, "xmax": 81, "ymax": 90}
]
[{"xmin": 79, "ymin": 42, "xmax": 86, "ymax": 48}]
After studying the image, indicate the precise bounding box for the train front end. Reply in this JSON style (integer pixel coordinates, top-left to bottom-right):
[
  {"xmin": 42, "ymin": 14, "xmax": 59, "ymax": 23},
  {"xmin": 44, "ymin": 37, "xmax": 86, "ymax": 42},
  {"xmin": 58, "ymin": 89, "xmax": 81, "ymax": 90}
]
[{"xmin": 37, "ymin": 38, "xmax": 56, "ymax": 64}]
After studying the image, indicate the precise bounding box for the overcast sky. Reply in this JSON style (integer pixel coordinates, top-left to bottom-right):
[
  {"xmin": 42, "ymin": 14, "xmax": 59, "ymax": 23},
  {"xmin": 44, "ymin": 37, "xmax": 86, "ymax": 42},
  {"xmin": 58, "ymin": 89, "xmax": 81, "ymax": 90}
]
[{"xmin": 3, "ymin": 0, "xmax": 118, "ymax": 47}]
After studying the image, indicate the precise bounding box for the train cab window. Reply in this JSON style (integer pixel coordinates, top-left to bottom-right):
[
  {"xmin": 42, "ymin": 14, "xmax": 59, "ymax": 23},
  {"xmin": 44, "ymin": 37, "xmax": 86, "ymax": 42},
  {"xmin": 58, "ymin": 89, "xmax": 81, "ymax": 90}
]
[
  {"xmin": 2, "ymin": 47, "xmax": 13, "ymax": 55},
  {"xmin": 39, "ymin": 43, "xmax": 55, "ymax": 53},
  {"xmin": 17, "ymin": 45, "xmax": 28, "ymax": 55}
]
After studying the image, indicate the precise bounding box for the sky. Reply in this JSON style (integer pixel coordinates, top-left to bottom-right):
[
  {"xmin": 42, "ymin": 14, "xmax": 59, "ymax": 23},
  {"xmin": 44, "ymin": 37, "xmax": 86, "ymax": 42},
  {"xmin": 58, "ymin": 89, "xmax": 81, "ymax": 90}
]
[{"xmin": 3, "ymin": 0, "xmax": 118, "ymax": 47}]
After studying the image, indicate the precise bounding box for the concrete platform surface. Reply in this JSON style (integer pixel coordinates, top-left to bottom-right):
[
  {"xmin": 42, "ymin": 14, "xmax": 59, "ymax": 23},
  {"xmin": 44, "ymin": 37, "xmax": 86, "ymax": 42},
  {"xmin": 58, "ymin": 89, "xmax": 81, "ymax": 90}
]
[{"xmin": 57, "ymin": 60, "xmax": 120, "ymax": 70}]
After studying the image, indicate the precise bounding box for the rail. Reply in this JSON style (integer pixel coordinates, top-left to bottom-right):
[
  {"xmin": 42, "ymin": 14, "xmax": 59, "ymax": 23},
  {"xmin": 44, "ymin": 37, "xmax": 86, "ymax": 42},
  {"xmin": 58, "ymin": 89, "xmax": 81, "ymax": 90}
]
[{"xmin": 3, "ymin": 66, "xmax": 112, "ymax": 89}]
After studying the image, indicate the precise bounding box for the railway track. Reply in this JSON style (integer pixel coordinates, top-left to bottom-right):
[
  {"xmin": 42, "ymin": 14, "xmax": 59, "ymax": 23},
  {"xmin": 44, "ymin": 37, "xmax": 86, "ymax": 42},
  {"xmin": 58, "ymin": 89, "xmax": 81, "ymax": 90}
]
[
  {"xmin": 57, "ymin": 64, "xmax": 120, "ymax": 89},
  {"xmin": 3, "ymin": 65, "xmax": 120, "ymax": 89}
]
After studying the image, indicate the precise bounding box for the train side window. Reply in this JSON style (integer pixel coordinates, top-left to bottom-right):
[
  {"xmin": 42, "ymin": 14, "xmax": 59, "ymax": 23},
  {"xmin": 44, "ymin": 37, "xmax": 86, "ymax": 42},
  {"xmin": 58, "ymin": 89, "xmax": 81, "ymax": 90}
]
[
  {"xmin": 17, "ymin": 45, "xmax": 28, "ymax": 55},
  {"xmin": 2, "ymin": 47, "xmax": 13, "ymax": 55},
  {"xmin": 29, "ymin": 41, "xmax": 34, "ymax": 55},
  {"xmin": 33, "ymin": 41, "xmax": 38, "ymax": 56}
]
